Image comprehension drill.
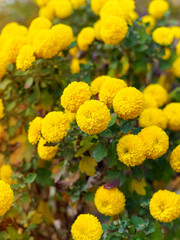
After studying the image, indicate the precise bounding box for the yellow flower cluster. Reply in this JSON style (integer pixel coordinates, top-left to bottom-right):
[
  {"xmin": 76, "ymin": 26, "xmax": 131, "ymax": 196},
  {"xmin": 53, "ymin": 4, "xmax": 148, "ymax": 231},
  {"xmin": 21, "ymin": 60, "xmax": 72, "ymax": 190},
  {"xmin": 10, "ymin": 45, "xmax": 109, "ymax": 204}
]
[
  {"xmin": 163, "ymin": 103, "xmax": 180, "ymax": 131},
  {"xmin": 152, "ymin": 27, "xmax": 174, "ymax": 46},
  {"xmin": 148, "ymin": 0, "xmax": 169, "ymax": 19},
  {"xmin": 28, "ymin": 117, "xmax": 43, "ymax": 145},
  {"xmin": 77, "ymin": 27, "xmax": 95, "ymax": 51},
  {"xmin": 71, "ymin": 214, "xmax": 103, "ymax": 240},
  {"xmin": 0, "ymin": 180, "xmax": 14, "ymax": 216},
  {"xmin": 170, "ymin": 145, "xmax": 180, "ymax": 172},
  {"xmin": 91, "ymin": 75, "xmax": 111, "ymax": 95},
  {"xmin": 149, "ymin": 190, "xmax": 180, "ymax": 222},
  {"xmin": 37, "ymin": 138, "xmax": 58, "ymax": 160},
  {"xmin": 172, "ymin": 57, "xmax": 180, "ymax": 78},
  {"xmin": 94, "ymin": 185, "xmax": 125, "ymax": 216}
]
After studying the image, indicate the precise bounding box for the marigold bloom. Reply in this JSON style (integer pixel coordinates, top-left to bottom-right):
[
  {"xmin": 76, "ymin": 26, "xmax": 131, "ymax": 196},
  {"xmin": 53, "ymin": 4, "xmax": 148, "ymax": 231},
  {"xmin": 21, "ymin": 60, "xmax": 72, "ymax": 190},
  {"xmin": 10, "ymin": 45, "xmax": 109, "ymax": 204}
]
[
  {"xmin": 138, "ymin": 126, "xmax": 169, "ymax": 159},
  {"xmin": 70, "ymin": 58, "xmax": 86, "ymax": 74},
  {"xmin": 41, "ymin": 111, "xmax": 69, "ymax": 143},
  {"xmin": 99, "ymin": 78, "xmax": 127, "ymax": 108},
  {"xmin": 91, "ymin": 75, "xmax": 111, "ymax": 95},
  {"xmin": 142, "ymin": 15, "xmax": 156, "ymax": 34},
  {"xmin": 163, "ymin": 103, "xmax": 180, "ymax": 131},
  {"xmin": 90, "ymin": 0, "xmax": 109, "ymax": 15},
  {"xmin": 0, "ymin": 52, "xmax": 9, "ymax": 79},
  {"xmin": 36, "ymin": 0, "xmax": 49, "ymax": 6},
  {"xmin": 76, "ymin": 100, "xmax": 110, "ymax": 135},
  {"xmin": 144, "ymin": 94, "xmax": 158, "ymax": 108},
  {"xmin": 94, "ymin": 185, "xmax": 125, "ymax": 216},
  {"xmin": 172, "ymin": 57, "xmax": 180, "ymax": 78},
  {"xmin": 37, "ymin": 138, "xmax": 58, "ymax": 160},
  {"xmin": 113, "ymin": 87, "xmax": 144, "ymax": 120},
  {"xmin": 170, "ymin": 145, "xmax": 180, "ymax": 172},
  {"xmin": 0, "ymin": 99, "xmax": 4, "ymax": 120},
  {"xmin": 71, "ymin": 214, "xmax": 103, "ymax": 240},
  {"xmin": 0, "ymin": 165, "xmax": 13, "ymax": 185},
  {"xmin": 77, "ymin": 27, "xmax": 95, "ymax": 51},
  {"xmin": 28, "ymin": 117, "xmax": 43, "ymax": 145},
  {"xmin": 29, "ymin": 17, "xmax": 52, "ymax": 31},
  {"xmin": 65, "ymin": 111, "xmax": 76, "ymax": 123},
  {"xmin": 70, "ymin": 0, "xmax": 86, "ymax": 9},
  {"xmin": 138, "ymin": 108, "xmax": 167, "ymax": 129},
  {"xmin": 61, "ymin": 81, "xmax": 91, "ymax": 113},
  {"xmin": 148, "ymin": 0, "xmax": 169, "ymax": 19},
  {"xmin": 94, "ymin": 20, "xmax": 102, "ymax": 41},
  {"xmin": 143, "ymin": 84, "xmax": 168, "ymax": 107},
  {"xmin": 16, "ymin": 44, "xmax": 35, "ymax": 71},
  {"xmin": 149, "ymin": 190, "xmax": 180, "ymax": 222},
  {"xmin": 152, "ymin": 27, "xmax": 174, "ymax": 46},
  {"xmin": 0, "ymin": 180, "xmax": 14, "ymax": 216},
  {"xmin": 39, "ymin": 3, "xmax": 55, "ymax": 20},
  {"xmin": 53, "ymin": 0, "xmax": 73, "ymax": 19},
  {"xmin": 170, "ymin": 26, "xmax": 180, "ymax": 39},
  {"xmin": 117, "ymin": 134, "xmax": 146, "ymax": 167},
  {"xmin": 1, "ymin": 22, "xmax": 28, "ymax": 37},
  {"xmin": 100, "ymin": 16, "xmax": 128, "ymax": 45}
]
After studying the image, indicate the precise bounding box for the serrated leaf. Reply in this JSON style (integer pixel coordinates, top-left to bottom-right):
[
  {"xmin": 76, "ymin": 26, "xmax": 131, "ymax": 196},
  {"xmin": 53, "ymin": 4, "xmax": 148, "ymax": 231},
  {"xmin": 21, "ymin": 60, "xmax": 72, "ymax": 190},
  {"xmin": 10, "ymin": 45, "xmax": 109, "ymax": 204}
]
[
  {"xmin": 79, "ymin": 156, "xmax": 97, "ymax": 176},
  {"xmin": 107, "ymin": 141, "xmax": 118, "ymax": 167},
  {"xmin": 91, "ymin": 142, "xmax": 107, "ymax": 162},
  {"xmin": 25, "ymin": 173, "xmax": 37, "ymax": 183}
]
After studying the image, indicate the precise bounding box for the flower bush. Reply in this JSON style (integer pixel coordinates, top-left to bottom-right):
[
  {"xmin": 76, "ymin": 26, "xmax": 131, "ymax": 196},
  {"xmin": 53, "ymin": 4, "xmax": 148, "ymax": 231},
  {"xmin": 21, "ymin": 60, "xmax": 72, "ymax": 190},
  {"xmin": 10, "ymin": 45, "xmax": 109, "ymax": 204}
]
[{"xmin": 0, "ymin": 0, "xmax": 180, "ymax": 239}]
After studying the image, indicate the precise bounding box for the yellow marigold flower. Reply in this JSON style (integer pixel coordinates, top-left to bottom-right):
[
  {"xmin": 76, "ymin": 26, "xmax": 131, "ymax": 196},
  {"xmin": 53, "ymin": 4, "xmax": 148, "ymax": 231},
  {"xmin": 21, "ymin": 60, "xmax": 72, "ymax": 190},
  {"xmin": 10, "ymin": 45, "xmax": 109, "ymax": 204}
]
[
  {"xmin": 138, "ymin": 108, "xmax": 167, "ymax": 129},
  {"xmin": 149, "ymin": 190, "xmax": 180, "ymax": 223},
  {"xmin": 99, "ymin": 78, "xmax": 127, "ymax": 108},
  {"xmin": 142, "ymin": 15, "xmax": 156, "ymax": 34},
  {"xmin": 100, "ymin": 16, "xmax": 128, "ymax": 45},
  {"xmin": 69, "ymin": 46, "xmax": 78, "ymax": 57},
  {"xmin": 148, "ymin": 0, "xmax": 169, "ymax": 19},
  {"xmin": 28, "ymin": 117, "xmax": 43, "ymax": 145},
  {"xmin": 94, "ymin": 185, "xmax": 125, "ymax": 216},
  {"xmin": 152, "ymin": 27, "xmax": 174, "ymax": 46},
  {"xmin": 100, "ymin": 0, "xmax": 135, "ymax": 21},
  {"xmin": 90, "ymin": 0, "xmax": 109, "ymax": 15},
  {"xmin": 144, "ymin": 94, "xmax": 158, "ymax": 108},
  {"xmin": 163, "ymin": 103, "xmax": 180, "ymax": 131},
  {"xmin": 170, "ymin": 145, "xmax": 180, "ymax": 172},
  {"xmin": 1, "ymin": 22, "xmax": 28, "ymax": 37},
  {"xmin": 39, "ymin": 3, "xmax": 55, "ymax": 21},
  {"xmin": 162, "ymin": 48, "xmax": 171, "ymax": 60},
  {"xmin": 113, "ymin": 87, "xmax": 144, "ymax": 120},
  {"xmin": 61, "ymin": 81, "xmax": 91, "ymax": 113},
  {"xmin": 37, "ymin": 138, "xmax": 58, "ymax": 160},
  {"xmin": 0, "ymin": 180, "xmax": 14, "ymax": 216},
  {"xmin": 0, "ymin": 165, "xmax": 13, "ymax": 185},
  {"xmin": 143, "ymin": 84, "xmax": 168, "ymax": 107},
  {"xmin": 172, "ymin": 57, "xmax": 180, "ymax": 78},
  {"xmin": 117, "ymin": 134, "xmax": 146, "ymax": 167},
  {"xmin": 0, "ymin": 99, "xmax": 4, "ymax": 120},
  {"xmin": 70, "ymin": 0, "xmax": 86, "ymax": 9},
  {"xmin": 77, "ymin": 27, "xmax": 95, "ymax": 51},
  {"xmin": 65, "ymin": 111, "xmax": 76, "ymax": 123},
  {"xmin": 41, "ymin": 111, "xmax": 69, "ymax": 143},
  {"xmin": 138, "ymin": 126, "xmax": 169, "ymax": 160},
  {"xmin": 157, "ymin": 73, "xmax": 172, "ymax": 91},
  {"xmin": 170, "ymin": 26, "xmax": 180, "ymax": 39},
  {"xmin": 36, "ymin": 0, "xmax": 49, "ymax": 7},
  {"xmin": 70, "ymin": 58, "xmax": 80, "ymax": 74},
  {"xmin": 94, "ymin": 20, "xmax": 102, "ymax": 41},
  {"xmin": 176, "ymin": 41, "xmax": 180, "ymax": 56},
  {"xmin": 71, "ymin": 214, "xmax": 103, "ymax": 240},
  {"xmin": 0, "ymin": 52, "xmax": 9, "ymax": 79},
  {"xmin": 76, "ymin": 100, "xmax": 111, "ymax": 135},
  {"xmin": 91, "ymin": 75, "xmax": 111, "ymax": 95},
  {"xmin": 129, "ymin": 11, "xmax": 139, "ymax": 22},
  {"xmin": 16, "ymin": 44, "xmax": 36, "ymax": 71},
  {"xmin": 29, "ymin": 17, "xmax": 52, "ymax": 31},
  {"xmin": 53, "ymin": 0, "xmax": 73, "ymax": 19}
]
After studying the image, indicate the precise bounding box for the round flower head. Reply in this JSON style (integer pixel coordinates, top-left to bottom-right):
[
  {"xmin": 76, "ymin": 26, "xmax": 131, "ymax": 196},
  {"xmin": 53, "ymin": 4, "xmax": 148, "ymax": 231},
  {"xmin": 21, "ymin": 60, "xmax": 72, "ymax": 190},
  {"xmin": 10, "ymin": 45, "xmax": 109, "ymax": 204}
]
[
  {"xmin": 71, "ymin": 214, "xmax": 103, "ymax": 240},
  {"xmin": 94, "ymin": 20, "xmax": 102, "ymax": 41},
  {"xmin": 100, "ymin": 16, "xmax": 128, "ymax": 45},
  {"xmin": 70, "ymin": 0, "xmax": 86, "ymax": 9},
  {"xmin": 77, "ymin": 27, "xmax": 95, "ymax": 51},
  {"xmin": 36, "ymin": 0, "xmax": 49, "ymax": 7},
  {"xmin": 142, "ymin": 15, "xmax": 156, "ymax": 34},
  {"xmin": 65, "ymin": 111, "xmax": 76, "ymax": 123},
  {"xmin": 0, "ymin": 52, "xmax": 9, "ymax": 79},
  {"xmin": 1, "ymin": 22, "xmax": 27, "ymax": 37},
  {"xmin": 90, "ymin": 0, "xmax": 109, "ymax": 15},
  {"xmin": 144, "ymin": 94, "xmax": 158, "ymax": 108},
  {"xmin": 143, "ymin": 84, "xmax": 168, "ymax": 107},
  {"xmin": 113, "ymin": 87, "xmax": 144, "ymax": 120},
  {"xmin": 171, "ymin": 26, "xmax": 180, "ymax": 39},
  {"xmin": 41, "ymin": 111, "xmax": 69, "ymax": 143},
  {"xmin": 173, "ymin": 57, "xmax": 180, "ymax": 78},
  {"xmin": 148, "ymin": 0, "xmax": 169, "ymax": 19},
  {"xmin": 117, "ymin": 134, "xmax": 146, "ymax": 167},
  {"xmin": 138, "ymin": 126, "xmax": 169, "ymax": 160},
  {"xmin": 163, "ymin": 103, "xmax": 180, "ymax": 131},
  {"xmin": 0, "ymin": 99, "xmax": 4, "ymax": 119},
  {"xmin": 37, "ymin": 138, "xmax": 58, "ymax": 160},
  {"xmin": 99, "ymin": 78, "xmax": 127, "ymax": 108},
  {"xmin": 29, "ymin": 17, "xmax": 52, "ymax": 31},
  {"xmin": 28, "ymin": 117, "xmax": 43, "ymax": 145},
  {"xmin": 94, "ymin": 186, "xmax": 125, "ymax": 216},
  {"xmin": 152, "ymin": 27, "xmax": 174, "ymax": 46},
  {"xmin": 0, "ymin": 180, "xmax": 14, "ymax": 216},
  {"xmin": 149, "ymin": 190, "xmax": 180, "ymax": 223},
  {"xmin": 76, "ymin": 100, "xmax": 111, "ymax": 135},
  {"xmin": 138, "ymin": 108, "xmax": 167, "ymax": 129},
  {"xmin": 91, "ymin": 75, "xmax": 111, "ymax": 95},
  {"xmin": 16, "ymin": 44, "xmax": 35, "ymax": 71},
  {"xmin": 170, "ymin": 145, "xmax": 180, "ymax": 172},
  {"xmin": 39, "ymin": 3, "xmax": 55, "ymax": 21},
  {"xmin": 61, "ymin": 81, "xmax": 91, "ymax": 113},
  {"xmin": 53, "ymin": 0, "xmax": 73, "ymax": 19},
  {"xmin": 70, "ymin": 58, "xmax": 80, "ymax": 74},
  {"xmin": 0, "ymin": 165, "xmax": 13, "ymax": 185}
]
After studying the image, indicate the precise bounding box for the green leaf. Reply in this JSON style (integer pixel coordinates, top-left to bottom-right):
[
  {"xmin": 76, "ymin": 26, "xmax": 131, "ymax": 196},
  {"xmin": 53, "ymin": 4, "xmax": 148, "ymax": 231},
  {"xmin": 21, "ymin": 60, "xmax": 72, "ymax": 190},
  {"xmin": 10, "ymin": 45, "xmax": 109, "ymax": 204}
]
[
  {"xmin": 107, "ymin": 141, "xmax": 118, "ymax": 167},
  {"xmin": 25, "ymin": 173, "xmax": 37, "ymax": 183},
  {"xmin": 99, "ymin": 129, "xmax": 113, "ymax": 138},
  {"xmin": 0, "ymin": 231, "xmax": 8, "ymax": 240},
  {"xmin": 36, "ymin": 168, "xmax": 53, "ymax": 187},
  {"xmin": 108, "ymin": 114, "xmax": 117, "ymax": 127},
  {"xmin": 24, "ymin": 77, "xmax": 33, "ymax": 89},
  {"xmin": 121, "ymin": 121, "xmax": 131, "ymax": 134},
  {"xmin": 131, "ymin": 216, "xmax": 149, "ymax": 231},
  {"xmin": 91, "ymin": 142, "xmax": 107, "ymax": 162},
  {"xmin": 84, "ymin": 192, "xmax": 94, "ymax": 203},
  {"xmin": 149, "ymin": 221, "xmax": 164, "ymax": 240}
]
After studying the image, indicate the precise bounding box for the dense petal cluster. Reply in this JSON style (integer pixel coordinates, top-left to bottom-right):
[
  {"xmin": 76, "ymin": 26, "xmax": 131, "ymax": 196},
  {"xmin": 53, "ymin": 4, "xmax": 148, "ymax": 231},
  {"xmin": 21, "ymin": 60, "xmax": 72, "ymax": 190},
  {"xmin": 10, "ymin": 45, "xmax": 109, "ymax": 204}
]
[
  {"xmin": 71, "ymin": 214, "xmax": 103, "ymax": 240},
  {"xmin": 94, "ymin": 186, "xmax": 125, "ymax": 216},
  {"xmin": 77, "ymin": 27, "xmax": 95, "ymax": 51},
  {"xmin": 113, "ymin": 87, "xmax": 144, "ymax": 120},
  {"xmin": 163, "ymin": 103, "xmax": 180, "ymax": 131},
  {"xmin": 0, "ymin": 180, "xmax": 14, "ymax": 216},
  {"xmin": 138, "ymin": 126, "xmax": 169, "ymax": 159},
  {"xmin": 70, "ymin": 0, "xmax": 86, "ymax": 9},
  {"xmin": 144, "ymin": 94, "xmax": 158, "ymax": 108},
  {"xmin": 138, "ymin": 108, "xmax": 167, "ymax": 129},
  {"xmin": 37, "ymin": 138, "xmax": 58, "ymax": 160},
  {"xmin": 117, "ymin": 134, "xmax": 146, "ymax": 167},
  {"xmin": 53, "ymin": 0, "xmax": 72, "ymax": 19},
  {"xmin": 170, "ymin": 145, "xmax": 180, "ymax": 172},
  {"xmin": 148, "ymin": 0, "xmax": 169, "ymax": 19},
  {"xmin": 149, "ymin": 190, "xmax": 180, "ymax": 222},
  {"xmin": 16, "ymin": 44, "xmax": 35, "ymax": 71},
  {"xmin": 99, "ymin": 78, "xmax": 127, "ymax": 108},
  {"xmin": 91, "ymin": 75, "xmax": 111, "ymax": 95},
  {"xmin": 0, "ymin": 99, "xmax": 4, "ymax": 119},
  {"xmin": 90, "ymin": 0, "xmax": 109, "ymax": 15},
  {"xmin": 172, "ymin": 57, "xmax": 180, "ymax": 78},
  {"xmin": 152, "ymin": 27, "xmax": 174, "ymax": 46},
  {"xmin": 61, "ymin": 81, "xmax": 91, "ymax": 113},
  {"xmin": 76, "ymin": 100, "xmax": 111, "ymax": 135},
  {"xmin": 0, "ymin": 165, "xmax": 13, "ymax": 185},
  {"xmin": 28, "ymin": 117, "xmax": 43, "ymax": 145}
]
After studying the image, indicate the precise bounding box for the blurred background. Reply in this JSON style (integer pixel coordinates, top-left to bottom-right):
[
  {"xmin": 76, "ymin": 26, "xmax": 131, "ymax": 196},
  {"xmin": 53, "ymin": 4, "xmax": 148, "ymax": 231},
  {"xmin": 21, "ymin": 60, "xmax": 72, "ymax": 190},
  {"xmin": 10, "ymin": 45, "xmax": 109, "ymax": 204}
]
[{"xmin": 0, "ymin": 0, "xmax": 179, "ymax": 30}]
